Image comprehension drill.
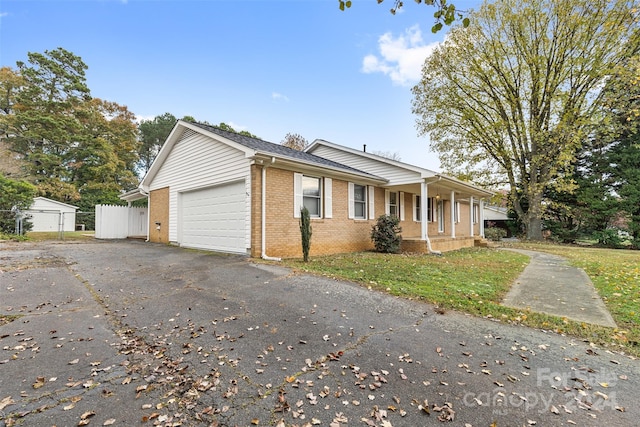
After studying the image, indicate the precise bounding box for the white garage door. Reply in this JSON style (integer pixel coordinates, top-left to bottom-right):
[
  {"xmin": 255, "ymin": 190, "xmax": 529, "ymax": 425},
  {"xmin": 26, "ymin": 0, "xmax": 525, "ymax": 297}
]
[{"xmin": 180, "ymin": 181, "xmax": 246, "ymax": 254}]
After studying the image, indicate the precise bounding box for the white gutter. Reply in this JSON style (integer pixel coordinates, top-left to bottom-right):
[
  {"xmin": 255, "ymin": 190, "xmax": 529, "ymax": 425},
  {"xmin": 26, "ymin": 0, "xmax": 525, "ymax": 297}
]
[{"xmin": 261, "ymin": 158, "xmax": 281, "ymax": 261}]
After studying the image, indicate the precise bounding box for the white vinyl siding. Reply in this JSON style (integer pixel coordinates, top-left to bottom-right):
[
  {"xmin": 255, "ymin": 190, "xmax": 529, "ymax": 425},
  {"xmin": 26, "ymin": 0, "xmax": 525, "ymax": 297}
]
[
  {"xmin": 148, "ymin": 132, "xmax": 251, "ymax": 248},
  {"xmin": 310, "ymin": 145, "xmax": 423, "ymax": 184}
]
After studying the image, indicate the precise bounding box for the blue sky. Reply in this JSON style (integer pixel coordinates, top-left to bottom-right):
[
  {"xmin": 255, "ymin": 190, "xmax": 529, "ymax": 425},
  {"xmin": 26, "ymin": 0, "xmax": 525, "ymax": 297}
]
[{"xmin": 1, "ymin": 0, "xmax": 480, "ymax": 172}]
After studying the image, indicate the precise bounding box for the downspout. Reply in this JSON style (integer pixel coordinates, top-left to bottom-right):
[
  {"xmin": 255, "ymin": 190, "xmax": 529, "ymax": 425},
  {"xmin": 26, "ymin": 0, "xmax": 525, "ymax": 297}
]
[
  {"xmin": 139, "ymin": 188, "xmax": 150, "ymax": 242},
  {"xmin": 422, "ymin": 179, "xmax": 441, "ymax": 255},
  {"xmin": 261, "ymin": 158, "xmax": 282, "ymax": 261}
]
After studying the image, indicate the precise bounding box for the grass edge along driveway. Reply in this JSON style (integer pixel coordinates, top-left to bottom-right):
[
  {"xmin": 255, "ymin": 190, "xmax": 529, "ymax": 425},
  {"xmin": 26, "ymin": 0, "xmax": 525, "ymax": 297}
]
[{"xmin": 277, "ymin": 245, "xmax": 640, "ymax": 358}]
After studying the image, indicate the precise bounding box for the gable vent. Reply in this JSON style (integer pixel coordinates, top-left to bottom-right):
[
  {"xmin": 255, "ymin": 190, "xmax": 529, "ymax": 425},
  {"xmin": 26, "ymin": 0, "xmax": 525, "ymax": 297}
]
[{"xmin": 179, "ymin": 129, "xmax": 197, "ymax": 141}]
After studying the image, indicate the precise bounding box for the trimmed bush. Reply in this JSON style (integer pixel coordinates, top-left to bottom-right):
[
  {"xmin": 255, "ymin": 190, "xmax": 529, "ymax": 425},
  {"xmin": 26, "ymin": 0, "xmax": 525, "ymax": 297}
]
[
  {"xmin": 371, "ymin": 214, "xmax": 402, "ymax": 253},
  {"xmin": 484, "ymin": 227, "xmax": 507, "ymax": 241},
  {"xmin": 299, "ymin": 206, "xmax": 312, "ymax": 262}
]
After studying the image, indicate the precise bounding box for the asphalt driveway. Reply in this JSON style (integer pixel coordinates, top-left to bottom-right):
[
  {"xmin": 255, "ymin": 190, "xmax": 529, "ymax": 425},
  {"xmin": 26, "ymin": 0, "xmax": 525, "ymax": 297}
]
[{"xmin": 1, "ymin": 240, "xmax": 638, "ymax": 426}]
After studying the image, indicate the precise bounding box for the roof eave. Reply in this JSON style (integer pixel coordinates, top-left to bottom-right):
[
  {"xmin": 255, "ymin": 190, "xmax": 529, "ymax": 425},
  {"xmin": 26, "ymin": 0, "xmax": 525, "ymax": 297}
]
[
  {"xmin": 252, "ymin": 153, "xmax": 388, "ymax": 184},
  {"xmin": 307, "ymin": 139, "xmax": 437, "ymax": 176}
]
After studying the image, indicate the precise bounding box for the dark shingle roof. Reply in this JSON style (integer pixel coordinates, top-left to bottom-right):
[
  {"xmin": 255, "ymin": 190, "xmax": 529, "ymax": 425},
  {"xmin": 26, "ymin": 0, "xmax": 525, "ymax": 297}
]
[{"xmin": 190, "ymin": 122, "xmax": 385, "ymax": 180}]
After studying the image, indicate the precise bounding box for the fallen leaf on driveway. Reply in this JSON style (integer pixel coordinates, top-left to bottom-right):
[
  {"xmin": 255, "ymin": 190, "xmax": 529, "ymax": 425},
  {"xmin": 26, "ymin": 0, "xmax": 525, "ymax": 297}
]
[
  {"xmin": 69, "ymin": 358, "xmax": 80, "ymax": 365},
  {"xmin": 81, "ymin": 411, "xmax": 96, "ymax": 419},
  {"xmin": 32, "ymin": 376, "xmax": 46, "ymax": 389},
  {"xmin": 0, "ymin": 395, "xmax": 14, "ymax": 411}
]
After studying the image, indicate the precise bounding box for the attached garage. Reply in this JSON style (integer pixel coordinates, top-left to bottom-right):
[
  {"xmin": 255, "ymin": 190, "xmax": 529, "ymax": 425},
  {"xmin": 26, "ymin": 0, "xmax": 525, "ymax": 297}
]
[{"xmin": 179, "ymin": 181, "xmax": 247, "ymax": 254}]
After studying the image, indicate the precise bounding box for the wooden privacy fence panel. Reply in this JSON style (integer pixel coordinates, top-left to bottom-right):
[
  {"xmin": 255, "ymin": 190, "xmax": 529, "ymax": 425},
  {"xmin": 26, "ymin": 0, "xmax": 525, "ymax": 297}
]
[{"xmin": 95, "ymin": 205, "xmax": 148, "ymax": 239}]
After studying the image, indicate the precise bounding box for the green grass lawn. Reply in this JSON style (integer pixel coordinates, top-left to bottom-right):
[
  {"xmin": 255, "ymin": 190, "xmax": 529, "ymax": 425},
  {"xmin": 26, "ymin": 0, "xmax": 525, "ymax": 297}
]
[
  {"xmin": 1, "ymin": 231, "xmax": 96, "ymax": 242},
  {"xmin": 25, "ymin": 231, "xmax": 96, "ymax": 241},
  {"xmin": 278, "ymin": 244, "xmax": 640, "ymax": 357}
]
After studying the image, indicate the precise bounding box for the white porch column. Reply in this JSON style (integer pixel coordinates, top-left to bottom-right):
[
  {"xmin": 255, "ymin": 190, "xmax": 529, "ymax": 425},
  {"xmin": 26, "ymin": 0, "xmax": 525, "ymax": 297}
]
[
  {"xmin": 450, "ymin": 190, "xmax": 456, "ymax": 238},
  {"xmin": 480, "ymin": 199, "xmax": 485, "ymax": 237},
  {"xmin": 421, "ymin": 181, "xmax": 428, "ymax": 240},
  {"xmin": 469, "ymin": 196, "xmax": 474, "ymax": 237}
]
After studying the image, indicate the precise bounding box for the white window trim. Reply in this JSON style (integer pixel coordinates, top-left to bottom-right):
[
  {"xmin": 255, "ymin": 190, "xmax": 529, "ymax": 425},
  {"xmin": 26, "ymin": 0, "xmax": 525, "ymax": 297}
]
[
  {"xmin": 294, "ymin": 173, "xmax": 323, "ymax": 219},
  {"xmin": 413, "ymin": 194, "xmax": 420, "ymax": 222},
  {"xmin": 386, "ymin": 190, "xmax": 401, "ymax": 218},
  {"xmin": 349, "ymin": 182, "xmax": 369, "ymax": 220}
]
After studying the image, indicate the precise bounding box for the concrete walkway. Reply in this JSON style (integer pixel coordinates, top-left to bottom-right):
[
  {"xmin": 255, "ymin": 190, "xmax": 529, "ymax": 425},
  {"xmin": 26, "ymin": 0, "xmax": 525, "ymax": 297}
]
[{"xmin": 502, "ymin": 248, "xmax": 617, "ymax": 328}]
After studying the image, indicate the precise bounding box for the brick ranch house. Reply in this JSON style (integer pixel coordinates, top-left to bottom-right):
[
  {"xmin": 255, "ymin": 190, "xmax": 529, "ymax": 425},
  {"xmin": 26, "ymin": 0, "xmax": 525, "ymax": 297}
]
[{"xmin": 125, "ymin": 120, "xmax": 492, "ymax": 259}]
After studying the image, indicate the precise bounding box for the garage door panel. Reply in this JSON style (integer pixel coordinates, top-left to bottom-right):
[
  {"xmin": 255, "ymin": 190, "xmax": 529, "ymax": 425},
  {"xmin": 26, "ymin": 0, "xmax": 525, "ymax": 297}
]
[{"xmin": 180, "ymin": 182, "xmax": 246, "ymax": 254}]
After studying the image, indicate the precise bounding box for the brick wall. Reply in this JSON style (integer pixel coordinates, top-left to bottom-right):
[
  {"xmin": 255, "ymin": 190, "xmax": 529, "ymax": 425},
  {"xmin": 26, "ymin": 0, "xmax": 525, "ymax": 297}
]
[
  {"xmin": 256, "ymin": 167, "xmax": 377, "ymax": 258},
  {"xmin": 250, "ymin": 166, "xmax": 482, "ymax": 259}
]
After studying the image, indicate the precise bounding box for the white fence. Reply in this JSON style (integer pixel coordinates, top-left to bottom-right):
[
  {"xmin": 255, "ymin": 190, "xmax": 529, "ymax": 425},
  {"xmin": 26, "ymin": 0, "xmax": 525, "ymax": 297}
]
[{"xmin": 95, "ymin": 205, "xmax": 148, "ymax": 239}]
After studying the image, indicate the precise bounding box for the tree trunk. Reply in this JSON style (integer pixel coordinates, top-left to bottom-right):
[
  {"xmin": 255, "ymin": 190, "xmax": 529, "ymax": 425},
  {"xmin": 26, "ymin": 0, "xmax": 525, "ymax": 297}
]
[
  {"xmin": 526, "ymin": 216, "xmax": 543, "ymax": 240},
  {"xmin": 525, "ymin": 190, "xmax": 544, "ymax": 240}
]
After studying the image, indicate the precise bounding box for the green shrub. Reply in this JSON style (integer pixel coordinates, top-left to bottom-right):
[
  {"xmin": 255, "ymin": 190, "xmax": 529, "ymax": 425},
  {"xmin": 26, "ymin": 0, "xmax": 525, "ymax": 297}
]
[
  {"xmin": 484, "ymin": 227, "xmax": 507, "ymax": 241},
  {"xmin": 0, "ymin": 175, "xmax": 36, "ymax": 235},
  {"xmin": 371, "ymin": 214, "xmax": 402, "ymax": 253},
  {"xmin": 299, "ymin": 206, "xmax": 312, "ymax": 262},
  {"xmin": 592, "ymin": 228, "xmax": 625, "ymax": 248}
]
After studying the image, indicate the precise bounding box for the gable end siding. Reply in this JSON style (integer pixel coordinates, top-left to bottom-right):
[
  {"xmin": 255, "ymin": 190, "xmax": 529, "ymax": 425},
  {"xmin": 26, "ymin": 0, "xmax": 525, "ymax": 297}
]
[
  {"xmin": 148, "ymin": 132, "xmax": 252, "ymax": 247},
  {"xmin": 309, "ymin": 145, "xmax": 421, "ymax": 184}
]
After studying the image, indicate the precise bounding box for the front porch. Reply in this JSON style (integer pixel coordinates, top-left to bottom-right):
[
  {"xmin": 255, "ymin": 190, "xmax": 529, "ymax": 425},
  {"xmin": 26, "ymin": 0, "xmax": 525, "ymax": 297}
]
[{"xmin": 401, "ymin": 236, "xmax": 488, "ymax": 253}]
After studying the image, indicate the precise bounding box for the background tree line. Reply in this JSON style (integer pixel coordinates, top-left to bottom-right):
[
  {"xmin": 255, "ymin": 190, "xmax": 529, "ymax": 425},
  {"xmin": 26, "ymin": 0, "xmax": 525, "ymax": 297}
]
[{"xmin": 0, "ymin": 48, "xmax": 265, "ymax": 232}]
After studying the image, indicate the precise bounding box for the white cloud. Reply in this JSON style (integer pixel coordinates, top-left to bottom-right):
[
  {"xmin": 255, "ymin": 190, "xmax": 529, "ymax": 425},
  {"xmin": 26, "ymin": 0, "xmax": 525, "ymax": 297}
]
[
  {"xmin": 135, "ymin": 114, "xmax": 155, "ymax": 124},
  {"xmin": 362, "ymin": 25, "xmax": 439, "ymax": 87},
  {"xmin": 272, "ymin": 92, "xmax": 290, "ymax": 102},
  {"xmin": 0, "ymin": 12, "xmax": 9, "ymax": 18},
  {"xmin": 227, "ymin": 121, "xmax": 247, "ymax": 132}
]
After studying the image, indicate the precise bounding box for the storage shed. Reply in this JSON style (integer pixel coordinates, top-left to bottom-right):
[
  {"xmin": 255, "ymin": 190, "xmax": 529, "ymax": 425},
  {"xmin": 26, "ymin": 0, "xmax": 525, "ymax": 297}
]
[{"xmin": 27, "ymin": 197, "xmax": 78, "ymax": 232}]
